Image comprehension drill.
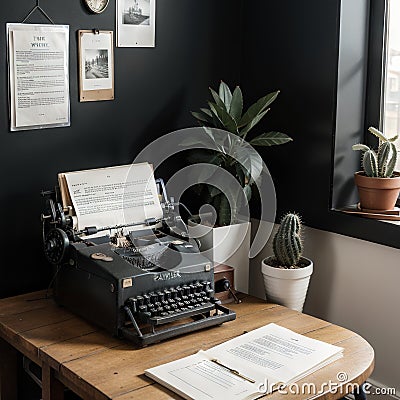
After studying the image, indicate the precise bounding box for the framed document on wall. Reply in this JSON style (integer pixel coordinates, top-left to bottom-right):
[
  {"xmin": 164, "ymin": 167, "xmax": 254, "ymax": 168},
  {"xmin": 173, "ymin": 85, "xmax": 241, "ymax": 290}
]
[
  {"xmin": 116, "ymin": 0, "xmax": 156, "ymax": 47},
  {"xmin": 78, "ymin": 30, "xmax": 114, "ymax": 102},
  {"xmin": 7, "ymin": 23, "xmax": 70, "ymax": 131}
]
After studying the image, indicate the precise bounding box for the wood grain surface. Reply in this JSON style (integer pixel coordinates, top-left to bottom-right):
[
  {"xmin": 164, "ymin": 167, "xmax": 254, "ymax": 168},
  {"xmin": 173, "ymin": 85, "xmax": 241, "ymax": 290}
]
[{"xmin": 0, "ymin": 291, "xmax": 374, "ymax": 400}]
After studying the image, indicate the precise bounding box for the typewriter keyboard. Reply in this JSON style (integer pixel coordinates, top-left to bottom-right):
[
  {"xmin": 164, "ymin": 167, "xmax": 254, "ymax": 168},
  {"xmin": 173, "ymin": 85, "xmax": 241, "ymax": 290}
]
[{"xmin": 125, "ymin": 281, "xmax": 215, "ymax": 326}]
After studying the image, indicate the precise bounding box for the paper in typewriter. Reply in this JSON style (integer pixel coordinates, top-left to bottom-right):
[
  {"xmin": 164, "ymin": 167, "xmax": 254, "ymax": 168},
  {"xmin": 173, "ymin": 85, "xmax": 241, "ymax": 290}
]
[
  {"xmin": 145, "ymin": 323, "xmax": 343, "ymax": 400},
  {"xmin": 61, "ymin": 163, "xmax": 163, "ymax": 231}
]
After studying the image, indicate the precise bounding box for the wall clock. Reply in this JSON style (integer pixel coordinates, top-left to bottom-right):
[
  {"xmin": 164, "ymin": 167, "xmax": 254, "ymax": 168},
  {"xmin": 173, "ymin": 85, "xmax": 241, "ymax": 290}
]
[{"xmin": 84, "ymin": 0, "xmax": 109, "ymax": 14}]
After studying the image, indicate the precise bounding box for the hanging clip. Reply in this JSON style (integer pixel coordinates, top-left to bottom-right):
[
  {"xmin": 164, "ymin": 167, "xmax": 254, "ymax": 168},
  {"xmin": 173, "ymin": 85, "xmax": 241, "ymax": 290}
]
[
  {"xmin": 22, "ymin": 0, "xmax": 55, "ymax": 24},
  {"xmin": 93, "ymin": 28, "xmax": 100, "ymax": 35}
]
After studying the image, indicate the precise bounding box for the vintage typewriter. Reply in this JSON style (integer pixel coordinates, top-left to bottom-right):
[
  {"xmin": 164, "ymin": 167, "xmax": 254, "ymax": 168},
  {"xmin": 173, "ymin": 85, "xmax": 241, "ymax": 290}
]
[{"xmin": 41, "ymin": 163, "xmax": 236, "ymax": 346}]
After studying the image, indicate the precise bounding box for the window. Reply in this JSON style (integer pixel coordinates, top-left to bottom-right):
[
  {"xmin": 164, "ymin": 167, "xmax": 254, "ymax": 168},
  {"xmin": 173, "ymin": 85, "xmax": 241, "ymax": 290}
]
[
  {"xmin": 383, "ymin": 0, "xmax": 400, "ymax": 170},
  {"xmin": 330, "ymin": 0, "xmax": 400, "ymax": 249}
]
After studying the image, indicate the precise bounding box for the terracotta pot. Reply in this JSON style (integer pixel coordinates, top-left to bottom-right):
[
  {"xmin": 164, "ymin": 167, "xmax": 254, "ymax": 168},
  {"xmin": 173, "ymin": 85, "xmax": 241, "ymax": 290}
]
[{"xmin": 354, "ymin": 171, "xmax": 400, "ymax": 211}]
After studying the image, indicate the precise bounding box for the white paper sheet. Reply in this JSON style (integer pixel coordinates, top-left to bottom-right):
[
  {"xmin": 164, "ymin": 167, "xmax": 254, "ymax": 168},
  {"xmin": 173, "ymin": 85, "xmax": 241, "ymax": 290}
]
[
  {"xmin": 208, "ymin": 323, "xmax": 343, "ymax": 385},
  {"xmin": 145, "ymin": 323, "xmax": 343, "ymax": 400},
  {"xmin": 64, "ymin": 163, "xmax": 163, "ymax": 231},
  {"xmin": 7, "ymin": 23, "xmax": 70, "ymax": 131},
  {"xmin": 149, "ymin": 351, "xmax": 265, "ymax": 400}
]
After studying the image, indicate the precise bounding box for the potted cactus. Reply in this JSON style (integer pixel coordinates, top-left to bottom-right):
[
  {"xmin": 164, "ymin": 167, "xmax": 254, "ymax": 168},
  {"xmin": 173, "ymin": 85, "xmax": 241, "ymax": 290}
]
[
  {"xmin": 352, "ymin": 126, "xmax": 400, "ymax": 211},
  {"xmin": 261, "ymin": 213, "xmax": 313, "ymax": 312}
]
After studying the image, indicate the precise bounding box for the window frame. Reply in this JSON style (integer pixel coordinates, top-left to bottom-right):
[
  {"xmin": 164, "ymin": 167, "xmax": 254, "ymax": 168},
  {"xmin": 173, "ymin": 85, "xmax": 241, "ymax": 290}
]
[
  {"xmin": 364, "ymin": 0, "xmax": 388, "ymax": 147},
  {"xmin": 330, "ymin": 0, "xmax": 400, "ymax": 250}
]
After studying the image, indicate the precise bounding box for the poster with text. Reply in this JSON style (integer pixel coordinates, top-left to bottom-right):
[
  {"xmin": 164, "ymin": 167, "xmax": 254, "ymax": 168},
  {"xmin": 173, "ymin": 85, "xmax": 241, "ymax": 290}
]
[
  {"xmin": 116, "ymin": 0, "xmax": 156, "ymax": 47},
  {"xmin": 7, "ymin": 23, "xmax": 70, "ymax": 131}
]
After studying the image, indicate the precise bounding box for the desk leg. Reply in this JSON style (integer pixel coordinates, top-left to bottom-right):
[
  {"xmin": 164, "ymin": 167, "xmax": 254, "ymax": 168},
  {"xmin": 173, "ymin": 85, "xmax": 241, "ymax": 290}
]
[
  {"xmin": 0, "ymin": 337, "xmax": 18, "ymax": 400},
  {"xmin": 42, "ymin": 364, "xmax": 64, "ymax": 400}
]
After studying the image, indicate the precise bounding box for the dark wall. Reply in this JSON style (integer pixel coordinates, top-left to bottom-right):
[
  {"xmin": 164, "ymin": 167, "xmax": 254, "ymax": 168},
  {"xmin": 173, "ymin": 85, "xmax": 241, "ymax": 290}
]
[
  {"xmin": 241, "ymin": 0, "xmax": 341, "ymax": 223},
  {"xmin": 0, "ymin": 0, "xmax": 242, "ymax": 298}
]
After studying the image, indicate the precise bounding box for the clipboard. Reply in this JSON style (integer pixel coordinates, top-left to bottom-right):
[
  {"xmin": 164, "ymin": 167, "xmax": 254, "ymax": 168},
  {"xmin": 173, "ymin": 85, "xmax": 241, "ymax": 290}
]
[{"xmin": 78, "ymin": 29, "xmax": 114, "ymax": 102}]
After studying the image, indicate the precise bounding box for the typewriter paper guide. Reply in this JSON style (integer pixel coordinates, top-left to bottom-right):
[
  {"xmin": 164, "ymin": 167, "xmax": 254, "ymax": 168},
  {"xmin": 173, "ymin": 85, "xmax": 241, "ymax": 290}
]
[{"xmin": 59, "ymin": 163, "xmax": 162, "ymax": 231}]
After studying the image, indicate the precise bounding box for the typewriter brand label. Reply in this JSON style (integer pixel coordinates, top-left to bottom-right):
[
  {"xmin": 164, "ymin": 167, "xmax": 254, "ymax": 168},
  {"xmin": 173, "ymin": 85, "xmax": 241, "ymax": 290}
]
[
  {"xmin": 122, "ymin": 278, "xmax": 133, "ymax": 288},
  {"xmin": 154, "ymin": 271, "xmax": 181, "ymax": 281}
]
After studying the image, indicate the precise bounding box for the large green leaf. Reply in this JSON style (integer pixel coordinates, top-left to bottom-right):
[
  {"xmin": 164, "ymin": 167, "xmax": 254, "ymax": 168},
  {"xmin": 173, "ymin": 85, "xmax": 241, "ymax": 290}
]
[
  {"xmin": 209, "ymin": 88, "xmax": 226, "ymax": 111},
  {"xmin": 187, "ymin": 150, "xmax": 221, "ymax": 164},
  {"xmin": 234, "ymin": 141, "xmax": 263, "ymax": 182},
  {"xmin": 239, "ymin": 108, "xmax": 270, "ymax": 139},
  {"xmin": 208, "ymin": 102, "xmax": 238, "ymax": 134},
  {"xmin": 202, "ymin": 126, "xmax": 226, "ymax": 153},
  {"xmin": 218, "ymin": 81, "xmax": 233, "ymax": 110},
  {"xmin": 243, "ymin": 184, "xmax": 252, "ymax": 202},
  {"xmin": 238, "ymin": 91, "xmax": 280, "ymax": 128},
  {"xmin": 179, "ymin": 128, "xmax": 220, "ymax": 152},
  {"xmin": 192, "ymin": 153, "xmax": 226, "ymax": 195},
  {"xmin": 208, "ymin": 153, "xmax": 223, "ymax": 165},
  {"xmin": 179, "ymin": 136, "xmax": 206, "ymax": 147},
  {"xmin": 200, "ymin": 108, "xmax": 213, "ymax": 117},
  {"xmin": 229, "ymin": 86, "xmax": 243, "ymax": 123},
  {"xmin": 203, "ymin": 126, "xmax": 215, "ymax": 141},
  {"xmin": 191, "ymin": 111, "xmax": 213, "ymax": 124},
  {"xmin": 249, "ymin": 131, "xmax": 292, "ymax": 146},
  {"xmin": 206, "ymin": 103, "xmax": 225, "ymax": 130},
  {"xmin": 235, "ymin": 163, "xmax": 246, "ymax": 186}
]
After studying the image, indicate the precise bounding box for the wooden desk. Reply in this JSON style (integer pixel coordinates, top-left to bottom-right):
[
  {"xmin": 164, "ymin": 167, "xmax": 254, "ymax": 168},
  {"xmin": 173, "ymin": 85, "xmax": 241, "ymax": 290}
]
[{"xmin": 0, "ymin": 291, "xmax": 374, "ymax": 400}]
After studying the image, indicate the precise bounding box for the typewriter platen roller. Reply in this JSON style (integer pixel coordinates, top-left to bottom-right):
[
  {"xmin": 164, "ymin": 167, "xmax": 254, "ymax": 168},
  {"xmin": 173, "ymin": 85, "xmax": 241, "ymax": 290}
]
[{"xmin": 41, "ymin": 173, "xmax": 236, "ymax": 346}]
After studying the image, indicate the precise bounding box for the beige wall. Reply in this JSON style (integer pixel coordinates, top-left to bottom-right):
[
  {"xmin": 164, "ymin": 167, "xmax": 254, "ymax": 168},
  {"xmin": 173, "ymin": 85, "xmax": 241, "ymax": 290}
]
[{"xmin": 249, "ymin": 221, "xmax": 400, "ymax": 392}]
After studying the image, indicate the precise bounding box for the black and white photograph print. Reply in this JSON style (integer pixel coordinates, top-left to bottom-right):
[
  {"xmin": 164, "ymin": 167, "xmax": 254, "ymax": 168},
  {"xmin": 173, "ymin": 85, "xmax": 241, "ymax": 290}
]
[
  {"xmin": 116, "ymin": 0, "xmax": 155, "ymax": 47},
  {"xmin": 85, "ymin": 49, "xmax": 109, "ymax": 79},
  {"xmin": 123, "ymin": 0, "xmax": 150, "ymax": 25},
  {"xmin": 78, "ymin": 30, "xmax": 114, "ymax": 101}
]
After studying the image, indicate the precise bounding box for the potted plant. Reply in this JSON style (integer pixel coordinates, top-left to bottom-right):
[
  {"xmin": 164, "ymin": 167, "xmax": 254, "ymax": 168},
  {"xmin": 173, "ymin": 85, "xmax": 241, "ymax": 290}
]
[
  {"xmin": 188, "ymin": 81, "xmax": 292, "ymax": 293},
  {"xmin": 352, "ymin": 126, "xmax": 400, "ymax": 211},
  {"xmin": 261, "ymin": 213, "xmax": 313, "ymax": 312}
]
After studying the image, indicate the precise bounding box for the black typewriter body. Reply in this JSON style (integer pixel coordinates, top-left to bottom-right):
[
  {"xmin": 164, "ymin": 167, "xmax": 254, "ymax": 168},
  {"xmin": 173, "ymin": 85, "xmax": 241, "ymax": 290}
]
[{"xmin": 42, "ymin": 185, "xmax": 236, "ymax": 346}]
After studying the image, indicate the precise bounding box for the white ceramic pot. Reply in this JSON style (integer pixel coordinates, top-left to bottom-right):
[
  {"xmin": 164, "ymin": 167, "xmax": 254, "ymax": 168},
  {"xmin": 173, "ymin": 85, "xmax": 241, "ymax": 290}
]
[
  {"xmin": 188, "ymin": 217, "xmax": 250, "ymax": 294},
  {"xmin": 261, "ymin": 256, "xmax": 313, "ymax": 312}
]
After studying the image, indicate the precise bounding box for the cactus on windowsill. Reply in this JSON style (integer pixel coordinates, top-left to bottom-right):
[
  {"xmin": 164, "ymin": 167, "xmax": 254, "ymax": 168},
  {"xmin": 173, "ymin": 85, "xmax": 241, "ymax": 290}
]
[
  {"xmin": 272, "ymin": 213, "xmax": 304, "ymax": 269},
  {"xmin": 352, "ymin": 127, "xmax": 398, "ymax": 178}
]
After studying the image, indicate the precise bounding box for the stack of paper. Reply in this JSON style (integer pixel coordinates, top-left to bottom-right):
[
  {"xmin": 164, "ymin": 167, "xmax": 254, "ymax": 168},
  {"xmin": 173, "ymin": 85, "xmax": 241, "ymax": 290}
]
[{"xmin": 145, "ymin": 323, "xmax": 343, "ymax": 400}]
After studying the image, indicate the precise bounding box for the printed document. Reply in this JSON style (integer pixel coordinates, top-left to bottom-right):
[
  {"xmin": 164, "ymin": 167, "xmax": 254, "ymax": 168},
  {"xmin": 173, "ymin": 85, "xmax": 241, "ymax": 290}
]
[
  {"xmin": 60, "ymin": 163, "xmax": 163, "ymax": 231},
  {"xmin": 145, "ymin": 323, "xmax": 343, "ymax": 400},
  {"xmin": 7, "ymin": 24, "xmax": 70, "ymax": 131}
]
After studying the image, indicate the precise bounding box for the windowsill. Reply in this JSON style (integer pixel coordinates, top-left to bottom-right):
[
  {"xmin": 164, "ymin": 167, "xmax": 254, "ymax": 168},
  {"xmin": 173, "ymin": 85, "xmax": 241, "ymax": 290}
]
[
  {"xmin": 335, "ymin": 208, "xmax": 400, "ymax": 225},
  {"xmin": 334, "ymin": 204, "xmax": 400, "ymax": 224},
  {"xmin": 327, "ymin": 208, "xmax": 400, "ymax": 250},
  {"xmin": 384, "ymin": 219, "xmax": 400, "ymax": 225}
]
